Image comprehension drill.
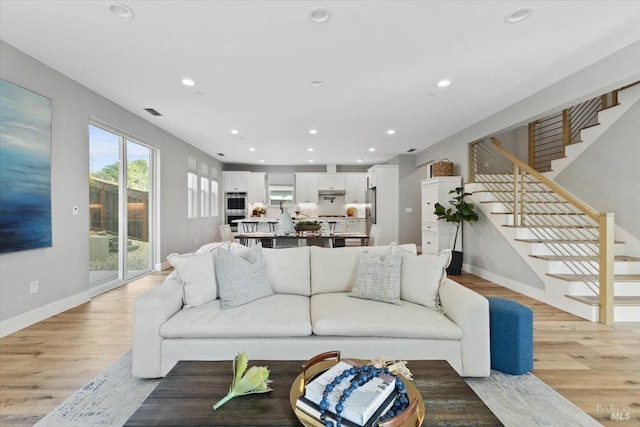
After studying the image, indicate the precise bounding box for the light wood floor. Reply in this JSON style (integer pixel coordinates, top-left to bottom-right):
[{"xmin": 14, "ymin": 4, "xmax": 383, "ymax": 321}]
[{"xmin": 0, "ymin": 271, "xmax": 638, "ymax": 426}]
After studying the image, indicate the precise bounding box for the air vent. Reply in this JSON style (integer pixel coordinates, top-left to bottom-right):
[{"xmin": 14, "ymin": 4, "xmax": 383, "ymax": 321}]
[
  {"xmin": 406, "ymin": 148, "xmax": 417, "ymax": 153},
  {"xmin": 144, "ymin": 108, "xmax": 162, "ymax": 116},
  {"xmin": 217, "ymin": 153, "xmax": 226, "ymax": 157}
]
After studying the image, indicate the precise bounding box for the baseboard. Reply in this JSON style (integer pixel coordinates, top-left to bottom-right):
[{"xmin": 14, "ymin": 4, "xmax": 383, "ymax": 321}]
[
  {"xmin": 463, "ymin": 263, "xmax": 546, "ymax": 302},
  {"xmin": 0, "ymin": 291, "xmax": 91, "ymax": 338}
]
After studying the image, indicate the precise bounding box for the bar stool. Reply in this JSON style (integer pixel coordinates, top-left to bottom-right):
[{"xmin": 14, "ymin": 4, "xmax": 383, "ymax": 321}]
[{"xmin": 242, "ymin": 221, "xmax": 259, "ymax": 246}]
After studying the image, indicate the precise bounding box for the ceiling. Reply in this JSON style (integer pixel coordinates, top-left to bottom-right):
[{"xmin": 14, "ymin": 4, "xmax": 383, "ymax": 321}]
[{"xmin": 1, "ymin": 1, "xmax": 639, "ymax": 166}]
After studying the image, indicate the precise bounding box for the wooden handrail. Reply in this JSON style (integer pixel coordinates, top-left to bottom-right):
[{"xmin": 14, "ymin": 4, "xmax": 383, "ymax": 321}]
[{"xmin": 489, "ymin": 137, "xmax": 600, "ymax": 222}]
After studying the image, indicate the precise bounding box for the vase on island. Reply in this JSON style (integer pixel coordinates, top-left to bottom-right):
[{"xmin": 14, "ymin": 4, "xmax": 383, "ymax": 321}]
[{"xmin": 278, "ymin": 209, "xmax": 294, "ymax": 234}]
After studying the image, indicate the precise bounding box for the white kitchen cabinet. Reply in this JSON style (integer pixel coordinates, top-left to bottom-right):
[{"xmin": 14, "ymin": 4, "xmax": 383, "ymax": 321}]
[
  {"xmin": 248, "ymin": 172, "xmax": 266, "ymax": 204},
  {"xmin": 420, "ymin": 176, "xmax": 462, "ymax": 254},
  {"xmin": 357, "ymin": 219, "xmax": 369, "ymax": 234},
  {"xmin": 318, "ymin": 174, "xmax": 346, "ymax": 191},
  {"xmin": 345, "ymin": 174, "xmax": 367, "ymax": 203},
  {"xmin": 295, "ymin": 174, "xmax": 319, "ymax": 204},
  {"xmin": 344, "ymin": 219, "xmax": 358, "ymax": 232},
  {"xmin": 223, "ymin": 171, "xmax": 249, "ymax": 193}
]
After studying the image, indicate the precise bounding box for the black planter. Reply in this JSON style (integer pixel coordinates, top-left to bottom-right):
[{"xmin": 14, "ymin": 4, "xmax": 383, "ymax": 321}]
[{"xmin": 446, "ymin": 250, "xmax": 463, "ymax": 276}]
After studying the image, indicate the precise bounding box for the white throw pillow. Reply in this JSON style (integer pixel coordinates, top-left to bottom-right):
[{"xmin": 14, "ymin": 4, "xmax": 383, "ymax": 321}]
[
  {"xmin": 350, "ymin": 245, "xmax": 403, "ymax": 305},
  {"xmin": 195, "ymin": 241, "xmax": 248, "ymax": 255},
  {"xmin": 401, "ymin": 249, "xmax": 452, "ymax": 312},
  {"xmin": 215, "ymin": 244, "xmax": 274, "ymax": 309},
  {"xmin": 167, "ymin": 252, "xmax": 217, "ymax": 308}
]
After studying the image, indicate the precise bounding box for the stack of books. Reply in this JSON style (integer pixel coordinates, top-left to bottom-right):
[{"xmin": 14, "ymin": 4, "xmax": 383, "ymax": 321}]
[{"xmin": 296, "ymin": 360, "xmax": 398, "ymax": 427}]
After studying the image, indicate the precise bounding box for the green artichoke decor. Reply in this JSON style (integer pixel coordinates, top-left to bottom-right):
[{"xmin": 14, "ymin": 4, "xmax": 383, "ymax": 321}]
[{"xmin": 213, "ymin": 352, "xmax": 273, "ymax": 410}]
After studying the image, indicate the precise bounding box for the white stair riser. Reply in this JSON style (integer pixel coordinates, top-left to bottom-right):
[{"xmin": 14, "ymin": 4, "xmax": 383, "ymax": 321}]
[
  {"xmin": 548, "ymin": 261, "xmax": 640, "ymax": 275},
  {"xmin": 530, "ymin": 242, "xmax": 625, "ymax": 256},
  {"xmin": 567, "ymin": 282, "xmax": 640, "ymax": 296},
  {"xmin": 516, "ymin": 227, "xmax": 597, "ymax": 240},
  {"xmin": 501, "ymin": 214, "xmax": 594, "ymax": 226},
  {"xmin": 612, "ymin": 306, "xmax": 640, "ymax": 322}
]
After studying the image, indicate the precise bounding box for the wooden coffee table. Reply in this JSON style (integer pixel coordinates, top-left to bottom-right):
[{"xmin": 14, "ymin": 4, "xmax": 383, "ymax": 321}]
[{"xmin": 125, "ymin": 359, "xmax": 502, "ymax": 426}]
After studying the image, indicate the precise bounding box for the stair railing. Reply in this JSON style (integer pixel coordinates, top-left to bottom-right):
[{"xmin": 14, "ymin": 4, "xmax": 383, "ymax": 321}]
[
  {"xmin": 469, "ymin": 138, "xmax": 615, "ymax": 324},
  {"xmin": 528, "ymin": 88, "xmax": 620, "ymax": 172}
]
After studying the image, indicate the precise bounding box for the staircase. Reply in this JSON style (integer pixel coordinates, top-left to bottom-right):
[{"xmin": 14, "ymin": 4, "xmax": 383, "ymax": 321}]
[{"xmin": 467, "ymin": 85, "xmax": 640, "ymax": 323}]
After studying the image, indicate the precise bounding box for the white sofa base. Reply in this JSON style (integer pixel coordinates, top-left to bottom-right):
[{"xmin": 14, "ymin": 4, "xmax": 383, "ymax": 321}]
[{"xmin": 160, "ymin": 337, "xmax": 463, "ymax": 378}]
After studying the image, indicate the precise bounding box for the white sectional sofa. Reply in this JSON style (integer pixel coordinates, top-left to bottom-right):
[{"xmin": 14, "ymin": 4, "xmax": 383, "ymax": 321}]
[{"xmin": 132, "ymin": 244, "xmax": 490, "ymax": 378}]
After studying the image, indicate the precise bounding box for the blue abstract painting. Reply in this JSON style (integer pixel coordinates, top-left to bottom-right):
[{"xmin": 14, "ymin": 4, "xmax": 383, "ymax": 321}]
[{"xmin": 0, "ymin": 79, "xmax": 52, "ymax": 254}]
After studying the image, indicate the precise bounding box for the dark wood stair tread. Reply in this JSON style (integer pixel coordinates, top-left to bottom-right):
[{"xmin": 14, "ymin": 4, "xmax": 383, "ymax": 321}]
[
  {"xmin": 514, "ymin": 238, "xmax": 624, "ymax": 244},
  {"xmin": 566, "ymin": 295, "xmax": 640, "ymax": 306},
  {"xmin": 531, "ymin": 255, "xmax": 640, "ymax": 262},
  {"xmin": 503, "ymin": 224, "xmax": 597, "ymax": 229},
  {"xmin": 547, "ymin": 273, "xmax": 640, "ymax": 282},
  {"xmin": 491, "ymin": 211, "xmax": 586, "ymax": 216},
  {"xmin": 480, "ymin": 200, "xmax": 570, "ymax": 204}
]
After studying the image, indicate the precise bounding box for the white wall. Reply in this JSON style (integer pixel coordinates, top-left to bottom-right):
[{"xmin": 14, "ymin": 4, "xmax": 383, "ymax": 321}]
[
  {"xmin": 555, "ymin": 99, "xmax": 640, "ymax": 240},
  {"xmin": 386, "ymin": 155, "xmax": 427, "ymax": 246},
  {"xmin": 0, "ymin": 41, "xmax": 222, "ymax": 332}
]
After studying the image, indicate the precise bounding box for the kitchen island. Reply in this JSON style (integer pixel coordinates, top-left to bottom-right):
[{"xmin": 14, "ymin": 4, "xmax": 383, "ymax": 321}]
[{"xmin": 233, "ymin": 217, "xmax": 367, "ymax": 234}]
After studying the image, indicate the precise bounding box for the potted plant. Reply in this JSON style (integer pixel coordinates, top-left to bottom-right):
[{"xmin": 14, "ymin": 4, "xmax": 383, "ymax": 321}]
[
  {"xmin": 434, "ymin": 187, "xmax": 479, "ymax": 275},
  {"xmin": 294, "ymin": 220, "xmax": 321, "ymax": 234}
]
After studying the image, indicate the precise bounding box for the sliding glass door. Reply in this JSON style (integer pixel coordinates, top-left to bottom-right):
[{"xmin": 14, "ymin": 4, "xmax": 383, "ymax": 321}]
[{"xmin": 89, "ymin": 124, "xmax": 155, "ymax": 288}]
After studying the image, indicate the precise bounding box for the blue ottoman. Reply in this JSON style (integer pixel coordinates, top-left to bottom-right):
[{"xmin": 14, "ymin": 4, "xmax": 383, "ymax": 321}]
[{"xmin": 486, "ymin": 297, "xmax": 533, "ymax": 375}]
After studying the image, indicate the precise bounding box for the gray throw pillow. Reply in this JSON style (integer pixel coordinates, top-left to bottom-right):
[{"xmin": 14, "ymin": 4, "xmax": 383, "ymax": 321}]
[
  {"xmin": 215, "ymin": 244, "xmax": 273, "ymax": 309},
  {"xmin": 350, "ymin": 245, "xmax": 403, "ymax": 305}
]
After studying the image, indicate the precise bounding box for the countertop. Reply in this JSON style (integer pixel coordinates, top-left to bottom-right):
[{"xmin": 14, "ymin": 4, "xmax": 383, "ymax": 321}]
[{"xmin": 232, "ymin": 217, "xmax": 367, "ymax": 223}]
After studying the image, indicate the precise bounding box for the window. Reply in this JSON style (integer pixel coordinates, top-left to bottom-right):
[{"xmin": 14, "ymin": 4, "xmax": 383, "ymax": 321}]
[
  {"xmin": 200, "ymin": 163, "xmax": 210, "ymax": 217},
  {"xmin": 89, "ymin": 123, "xmax": 156, "ymax": 289},
  {"xmin": 187, "ymin": 157, "xmax": 198, "ymax": 218},
  {"xmin": 211, "ymin": 167, "xmax": 219, "ymax": 217}
]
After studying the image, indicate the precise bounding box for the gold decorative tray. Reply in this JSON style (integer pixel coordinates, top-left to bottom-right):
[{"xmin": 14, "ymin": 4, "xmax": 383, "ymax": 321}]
[{"xmin": 289, "ymin": 354, "xmax": 424, "ymax": 427}]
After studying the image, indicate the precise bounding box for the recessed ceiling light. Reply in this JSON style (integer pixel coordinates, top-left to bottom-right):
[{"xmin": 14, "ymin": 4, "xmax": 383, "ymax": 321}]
[
  {"xmin": 181, "ymin": 78, "xmax": 196, "ymax": 87},
  {"xmin": 249, "ymin": 147, "xmax": 256, "ymax": 152},
  {"xmin": 230, "ymin": 129, "xmax": 239, "ymax": 135},
  {"xmin": 309, "ymin": 129, "xmax": 318, "ymax": 135},
  {"xmin": 437, "ymin": 79, "xmax": 451, "ymax": 88},
  {"xmin": 307, "ymin": 148, "xmax": 314, "ymax": 152},
  {"xmin": 259, "ymin": 159, "xmax": 265, "ymax": 163},
  {"xmin": 369, "ymin": 148, "xmax": 376, "ymax": 152},
  {"xmin": 357, "ymin": 159, "xmax": 363, "ymax": 163},
  {"xmin": 505, "ymin": 7, "xmax": 533, "ymax": 23},
  {"xmin": 309, "ymin": 7, "xmax": 331, "ymax": 24},
  {"xmin": 308, "ymin": 159, "xmax": 314, "ymax": 163},
  {"xmin": 386, "ymin": 129, "xmax": 396, "ymax": 135},
  {"xmin": 311, "ymin": 80, "xmax": 325, "ymax": 87},
  {"xmin": 109, "ymin": 2, "xmax": 134, "ymax": 18}
]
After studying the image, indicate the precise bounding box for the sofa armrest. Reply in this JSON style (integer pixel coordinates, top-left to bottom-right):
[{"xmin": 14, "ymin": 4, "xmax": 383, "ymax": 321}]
[
  {"xmin": 132, "ymin": 273, "xmax": 184, "ymax": 378},
  {"xmin": 439, "ymin": 278, "xmax": 490, "ymax": 377}
]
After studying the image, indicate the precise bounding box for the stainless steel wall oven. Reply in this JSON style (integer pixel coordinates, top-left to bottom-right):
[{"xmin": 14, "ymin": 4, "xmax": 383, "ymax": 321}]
[{"xmin": 225, "ymin": 192, "xmax": 247, "ymax": 232}]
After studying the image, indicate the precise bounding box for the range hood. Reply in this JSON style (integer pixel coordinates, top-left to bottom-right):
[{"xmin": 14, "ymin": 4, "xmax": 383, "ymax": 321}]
[{"xmin": 318, "ymin": 189, "xmax": 346, "ymax": 195}]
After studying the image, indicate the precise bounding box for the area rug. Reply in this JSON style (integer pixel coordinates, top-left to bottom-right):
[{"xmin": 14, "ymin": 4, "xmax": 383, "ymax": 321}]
[{"xmin": 35, "ymin": 352, "xmax": 601, "ymax": 427}]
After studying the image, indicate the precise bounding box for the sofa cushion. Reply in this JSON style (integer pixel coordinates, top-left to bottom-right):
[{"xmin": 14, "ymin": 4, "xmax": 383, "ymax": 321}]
[
  {"xmin": 311, "ymin": 292, "xmax": 463, "ymax": 340},
  {"xmin": 160, "ymin": 294, "xmax": 312, "ymax": 338},
  {"xmin": 310, "ymin": 244, "xmax": 417, "ymax": 295},
  {"xmin": 167, "ymin": 252, "xmax": 217, "ymax": 308},
  {"xmin": 401, "ymin": 250, "xmax": 451, "ymax": 312},
  {"xmin": 263, "ymin": 246, "xmax": 311, "ymax": 296},
  {"xmin": 194, "ymin": 241, "xmax": 247, "ymax": 255},
  {"xmin": 350, "ymin": 245, "xmax": 403, "ymax": 305},
  {"xmin": 215, "ymin": 244, "xmax": 273, "ymax": 309}
]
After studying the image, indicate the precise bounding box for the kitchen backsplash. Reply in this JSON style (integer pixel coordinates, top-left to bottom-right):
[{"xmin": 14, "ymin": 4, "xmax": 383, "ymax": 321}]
[{"xmin": 257, "ymin": 195, "xmax": 367, "ymax": 218}]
